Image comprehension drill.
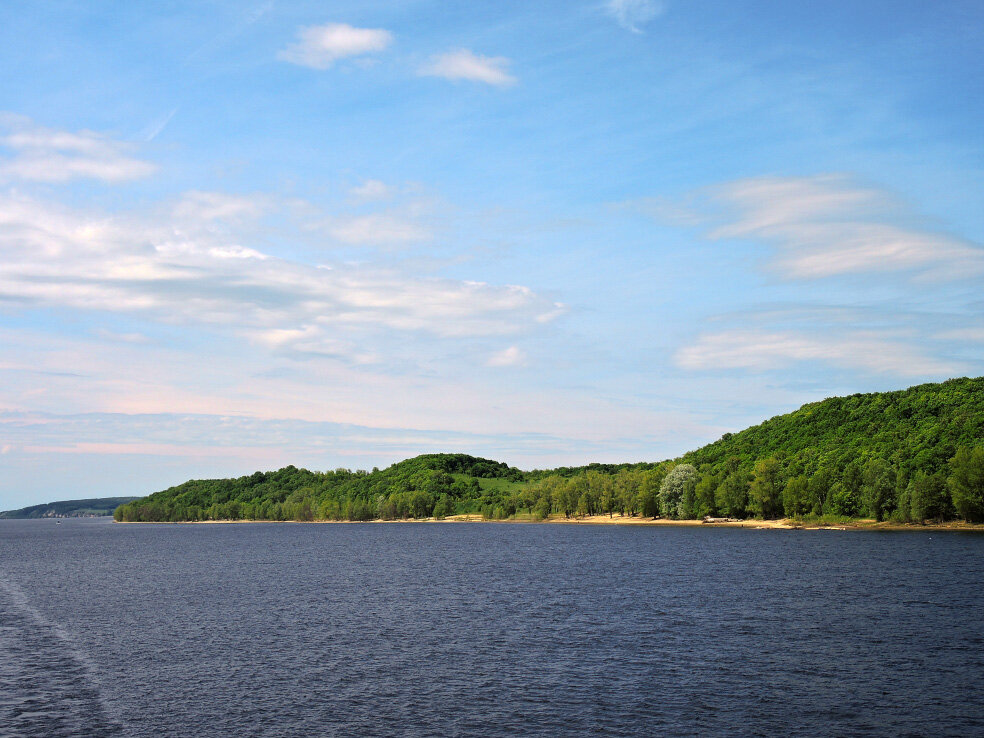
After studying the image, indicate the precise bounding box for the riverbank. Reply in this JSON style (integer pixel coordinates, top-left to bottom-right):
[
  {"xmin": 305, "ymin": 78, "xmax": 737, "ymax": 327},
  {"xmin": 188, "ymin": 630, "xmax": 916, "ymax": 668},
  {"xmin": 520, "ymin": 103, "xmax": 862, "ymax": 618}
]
[{"xmin": 116, "ymin": 513, "xmax": 984, "ymax": 531}]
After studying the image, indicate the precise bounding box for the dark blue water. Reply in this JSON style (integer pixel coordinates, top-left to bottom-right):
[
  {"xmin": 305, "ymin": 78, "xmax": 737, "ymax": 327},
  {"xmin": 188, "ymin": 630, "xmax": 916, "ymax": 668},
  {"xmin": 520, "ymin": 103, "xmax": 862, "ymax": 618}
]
[{"xmin": 1, "ymin": 519, "xmax": 983, "ymax": 737}]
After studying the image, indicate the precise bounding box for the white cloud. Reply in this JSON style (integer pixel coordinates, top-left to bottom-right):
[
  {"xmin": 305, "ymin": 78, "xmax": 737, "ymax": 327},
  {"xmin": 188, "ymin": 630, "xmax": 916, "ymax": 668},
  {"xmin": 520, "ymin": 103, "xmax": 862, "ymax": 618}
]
[
  {"xmin": 350, "ymin": 179, "xmax": 392, "ymax": 201},
  {"xmin": 419, "ymin": 49, "xmax": 516, "ymax": 87},
  {"xmin": 0, "ymin": 191, "xmax": 564, "ymax": 359},
  {"xmin": 277, "ymin": 23, "xmax": 392, "ymax": 69},
  {"xmin": 327, "ymin": 212, "xmax": 430, "ymax": 245},
  {"xmin": 675, "ymin": 330, "xmax": 961, "ymax": 377},
  {"xmin": 487, "ymin": 346, "xmax": 527, "ymax": 367},
  {"xmin": 708, "ymin": 174, "xmax": 984, "ymax": 280},
  {"xmin": 607, "ymin": 0, "xmax": 665, "ymax": 33},
  {"xmin": 0, "ymin": 113, "xmax": 156, "ymax": 183}
]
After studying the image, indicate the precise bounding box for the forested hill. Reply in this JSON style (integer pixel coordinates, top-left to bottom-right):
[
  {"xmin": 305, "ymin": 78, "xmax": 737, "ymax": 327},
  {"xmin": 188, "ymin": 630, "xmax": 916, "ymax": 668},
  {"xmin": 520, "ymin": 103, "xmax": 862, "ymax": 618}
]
[
  {"xmin": 685, "ymin": 377, "xmax": 984, "ymax": 478},
  {"xmin": 115, "ymin": 377, "xmax": 984, "ymax": 524},
  {"xmin": 1, "ymin": 497, "xmax": 139, "ymax": 519}
]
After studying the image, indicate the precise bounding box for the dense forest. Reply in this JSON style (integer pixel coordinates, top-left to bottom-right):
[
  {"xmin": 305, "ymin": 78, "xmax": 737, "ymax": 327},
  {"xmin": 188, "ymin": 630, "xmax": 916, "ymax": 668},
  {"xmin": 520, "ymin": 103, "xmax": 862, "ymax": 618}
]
[
  {"xmin": 2, "ymin": 497, "xmax": 139, "ymax": 519},
  {"xmin": 115, "ymin": 377, "xmax": 984, "ymax": 525}
]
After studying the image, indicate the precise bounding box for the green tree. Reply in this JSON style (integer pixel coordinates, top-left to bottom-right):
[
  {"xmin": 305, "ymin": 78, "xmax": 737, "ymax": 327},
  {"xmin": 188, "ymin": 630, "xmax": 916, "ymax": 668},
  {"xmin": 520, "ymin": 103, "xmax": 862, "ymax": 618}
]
[
  {"xmin": 432, "ymin": 494, "xmax": 453, "ymax": 520},
  {"xmin": 716, "ymin": 471, "xmax": 748, "ymax": 518},
  {"xmin": 532, "ymin": 495, "xmax": 552, "ymax": 521},
  {"xmin": 638, "ymin": 469, "xmax": 663, "ymax": 517},
  {"xmin": 782, "ymin": 475, "xmax": 810, "ymax": 517},
  {"xmin": 894, "ymin": 481, "xmax": 913, "ymax": 523},
  {"xmin": 576, "ymin": 492, "xmax": 591, "ymax": 518},
  {"xmin": 559, "ymin": 477, "xmax": 583, "ymax": 518},
  {"xmin": 694, "ymin": 471, "xmax": 719, "ymax": 518},
  {"xmin": 615, "ymin": 471, "xmax": 641, "ymax": 516},
  {"xmin": 909, "ymin": 472, "xmax": 950, "ymax": 522},
  {"xmin": 827, "ymin": 481, "xmax": 861, "ymax": 517},
  {"xmin": 948, "ymin": 447, "xmax": 984, "ymax": 522},
  {"xmin": 586, "ymin": 471, "xmax": 612, "ymax": 517},
  {"xmin": 749, "ymin": 457, "xmax": 784, "ymax": 519},
  {"xmin": 862, "ymin": 458, "xmax": 896, "ymax": 521},
  {"xmin": 808, "ymin": 466, "xmax": 836, "ymax": 515}
]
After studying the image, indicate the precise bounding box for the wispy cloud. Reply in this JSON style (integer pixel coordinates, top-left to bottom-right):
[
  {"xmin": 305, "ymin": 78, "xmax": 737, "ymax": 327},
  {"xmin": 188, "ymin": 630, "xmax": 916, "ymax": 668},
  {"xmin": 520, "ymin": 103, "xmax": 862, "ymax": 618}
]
[
  {"xmin": 675, "ymin": 330, "xmax": 962, "ymax": 377},
  {"xmin": 938, "ymin": 327, "xmax": 984, "ymax": 343},
  {"xmin": 607, "ymin": 0, "xmax": 666, "ymax": 33},
  {"xmin": 0, "ymin": 190, "xmax": 564, "ymax": 360},
  {"xmin": 185, "ymin": 1, "xmax": 273, "ymax": 65},
  {"xmin": 419, "ymin": 49, "xmax": 516, "ymax": 87},
  {"xmin": 137, "ymin": 108, "xmax": 177, "ymax": 142},
  {"xmin": 171, "ymin": 190, "xmax": 272, "ymax": 223},
  {"xmin": 326, "ymin": 212, "xmax": 430, "ymax": 245},
  {"xmin": 278, "ymin": 23, "xmax": 393, "ymax": 69},
  {"xmin": 708, "ymin": 174, "xmax": 984, "ymax": 280},
  {"xmin": 93, "ymin": 328, "xmax": 151, "ymax": 344},
  {"xmin": 0, "ymin": 113, "xmax": 156, "ymax": 183}
]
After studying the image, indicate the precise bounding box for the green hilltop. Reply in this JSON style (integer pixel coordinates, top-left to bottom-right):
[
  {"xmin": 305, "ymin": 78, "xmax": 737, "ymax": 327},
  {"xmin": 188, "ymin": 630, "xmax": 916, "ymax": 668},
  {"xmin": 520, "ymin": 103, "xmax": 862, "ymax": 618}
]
[
  {"xmin": 2, "ymin": 496, "xmax": 140, "ymax": 519},
  {"xmin": 115, "ymin": 376, "xmax": 984, "ymax": 525}
]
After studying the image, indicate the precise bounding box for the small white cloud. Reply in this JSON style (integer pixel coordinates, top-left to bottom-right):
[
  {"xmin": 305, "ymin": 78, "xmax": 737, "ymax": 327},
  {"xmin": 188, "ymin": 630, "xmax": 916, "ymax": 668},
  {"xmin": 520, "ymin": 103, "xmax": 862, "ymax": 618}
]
[
  {"xmin": 0, "ymin": 113, "xmax": 156, "ymax": 183},
  {"xmin": 675, "ymin": 330, "xmax": 961, "ymax": 377},
  {"xmin": 487, "ymin": 346, "xmax": 526, "ymax": 367},
  {"xmin": 278, "ymin": 23, "xmax": 392, "ymax": 69},
  {"xmin": 419, "ymin": 49, "xmax": 516, "ymax": 87},
  {"xmin": 206, "ymin": 245, "xmax": 269, "ymax": 260},
  {"xmin": 350, "ymin": 179, "xmax": 392, "ymax": 201},
  {"xmin": 607, "ymin": 0, "xmax": 665, "ymax": 33}
]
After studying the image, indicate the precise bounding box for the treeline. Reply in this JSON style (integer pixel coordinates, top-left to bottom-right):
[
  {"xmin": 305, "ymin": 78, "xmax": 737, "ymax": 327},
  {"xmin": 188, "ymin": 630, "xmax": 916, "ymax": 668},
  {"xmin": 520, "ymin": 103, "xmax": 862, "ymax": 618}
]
[
  {"xmin": 444, "ymin": 447, "xmax": 982, "ymax": 523},
  {"xmin": 112, "ymin": 448, "xmax": 984, "ymax": 524},
  {"xmin": 115, "ymin": 377, "xmax": 984, "ymax": 525}
]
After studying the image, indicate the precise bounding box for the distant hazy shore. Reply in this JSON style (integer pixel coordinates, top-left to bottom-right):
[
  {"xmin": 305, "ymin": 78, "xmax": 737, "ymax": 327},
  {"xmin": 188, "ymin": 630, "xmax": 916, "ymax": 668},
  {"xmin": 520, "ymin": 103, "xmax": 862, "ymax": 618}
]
[{"xmin": 115, "ymin": 514, "xmax": 984, "ymax": 531}]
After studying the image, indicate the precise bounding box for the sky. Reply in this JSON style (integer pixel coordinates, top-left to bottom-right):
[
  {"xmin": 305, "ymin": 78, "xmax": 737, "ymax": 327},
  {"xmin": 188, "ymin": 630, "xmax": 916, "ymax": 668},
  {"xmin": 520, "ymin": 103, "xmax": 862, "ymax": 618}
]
[{"xmin": 1, "ymin": 0, "xmax": 982, "ymax": 508}]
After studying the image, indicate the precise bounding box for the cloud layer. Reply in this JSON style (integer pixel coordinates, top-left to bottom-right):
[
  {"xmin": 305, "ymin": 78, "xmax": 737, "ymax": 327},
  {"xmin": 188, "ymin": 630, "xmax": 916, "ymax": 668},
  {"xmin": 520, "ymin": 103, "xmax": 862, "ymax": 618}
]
[
  {"xmin": 0, "ymin": 113, "xmax": 156, "ymax": 182},
  {"xmin": 0, "ymin": 191, "xmax": 563, "ymax": 359}
]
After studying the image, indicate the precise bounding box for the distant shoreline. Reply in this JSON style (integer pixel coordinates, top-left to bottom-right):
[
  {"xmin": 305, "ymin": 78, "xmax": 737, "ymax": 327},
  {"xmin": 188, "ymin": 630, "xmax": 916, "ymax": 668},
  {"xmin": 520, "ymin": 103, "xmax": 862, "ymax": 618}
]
[{"xmin": 115, "ymin": 513, "xmax": 984, "ymax": 532}]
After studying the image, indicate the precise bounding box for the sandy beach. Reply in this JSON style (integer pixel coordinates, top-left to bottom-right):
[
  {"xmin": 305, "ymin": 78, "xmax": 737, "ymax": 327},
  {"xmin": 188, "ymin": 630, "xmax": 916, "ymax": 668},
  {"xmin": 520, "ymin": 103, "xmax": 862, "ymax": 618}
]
[{"xmin": 119, "ymin": 514, "xmax": 984, "ymax": 531}]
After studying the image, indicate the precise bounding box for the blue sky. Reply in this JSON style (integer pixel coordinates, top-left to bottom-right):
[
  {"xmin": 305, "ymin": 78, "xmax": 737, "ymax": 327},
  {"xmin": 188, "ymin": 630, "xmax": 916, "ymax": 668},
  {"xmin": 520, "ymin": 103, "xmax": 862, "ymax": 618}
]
[{"xmin": 1, "ymin": 0, "xmax": 982, "ymax": 507}]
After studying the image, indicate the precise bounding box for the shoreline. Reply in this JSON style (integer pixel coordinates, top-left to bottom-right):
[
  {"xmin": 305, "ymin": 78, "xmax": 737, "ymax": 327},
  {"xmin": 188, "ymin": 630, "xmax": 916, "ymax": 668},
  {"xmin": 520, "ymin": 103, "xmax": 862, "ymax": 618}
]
[{"xmin": 116, "ymin": 513, "xmax": 984, "ymax": 532}]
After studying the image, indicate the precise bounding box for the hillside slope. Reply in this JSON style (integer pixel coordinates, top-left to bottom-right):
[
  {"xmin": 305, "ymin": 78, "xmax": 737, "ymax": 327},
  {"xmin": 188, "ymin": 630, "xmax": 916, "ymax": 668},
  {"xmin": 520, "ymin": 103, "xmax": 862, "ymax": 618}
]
[
  {"xmin": 685, "ymin": 376, "xmax": 984, "ymax": 477},
  {"xmin": 2, "ymin": 497, "xmax": 140, "ymax": 519},
  {"xmin": 114, "ymin": 377, "xmax": 984, "ymax": 523}
]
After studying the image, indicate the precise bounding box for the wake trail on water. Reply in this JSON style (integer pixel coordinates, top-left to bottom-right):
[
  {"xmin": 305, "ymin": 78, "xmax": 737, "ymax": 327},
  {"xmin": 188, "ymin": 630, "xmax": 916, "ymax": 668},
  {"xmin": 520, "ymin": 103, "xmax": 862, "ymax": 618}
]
[{"xmin": 0, "ymin": 572, "xmax": 126, "ymax": 738}]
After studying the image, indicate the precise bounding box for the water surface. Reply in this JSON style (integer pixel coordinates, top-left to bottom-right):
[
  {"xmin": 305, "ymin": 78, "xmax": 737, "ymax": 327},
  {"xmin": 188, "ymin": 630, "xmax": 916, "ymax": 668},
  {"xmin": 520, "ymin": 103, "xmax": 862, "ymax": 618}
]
[{"xmin": 1, "ymin": 519, "xmax": 982, "ymax": 737}]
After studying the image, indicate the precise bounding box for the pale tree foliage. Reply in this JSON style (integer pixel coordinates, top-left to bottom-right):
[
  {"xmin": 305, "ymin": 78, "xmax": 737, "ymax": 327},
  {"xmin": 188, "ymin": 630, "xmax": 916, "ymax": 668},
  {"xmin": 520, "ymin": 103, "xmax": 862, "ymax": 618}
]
[{"xmin": 659, "ymin": 463, "xmax": 698, "ymax": 519}]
